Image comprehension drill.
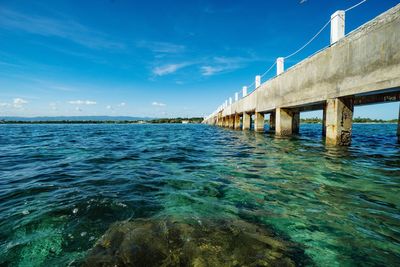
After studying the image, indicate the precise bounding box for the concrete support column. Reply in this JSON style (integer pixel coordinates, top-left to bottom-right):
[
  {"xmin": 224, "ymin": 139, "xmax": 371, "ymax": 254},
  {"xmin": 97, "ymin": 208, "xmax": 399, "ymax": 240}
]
[
  {"xmin": 254, "ymin": 112, "xmax": 264, "ymax": 132},
  {"xmin": 234, "ymin": 114, "xmax": 241, "ymax": 130},
  {"xmin": 242, "ymin": 112, "xmax": 251, "ymax": 130},
  {"xmin": 397, "ymin": 104, "xmax": 400, "ymax": 143},
  {"xmin": 229, "ymin": 115, "xmax": 234, "ymax": 129},
  {"xmin": 269, "ymin": 112, "xmax": 276, "ymax": 131},
  {"xmin": 322, "ymin": 103, "xmax": 327, "ymax": 136},
  {"xmin": 325, "ymin": 97, "xmax": 354, "ymax": 146},
  {"xmin": 292, "ymin": 111, "xmax": 300, "ymax": 134},
  {"xmin": 275, "ymin": 108, "xmax": 299, "ymax": 136}
]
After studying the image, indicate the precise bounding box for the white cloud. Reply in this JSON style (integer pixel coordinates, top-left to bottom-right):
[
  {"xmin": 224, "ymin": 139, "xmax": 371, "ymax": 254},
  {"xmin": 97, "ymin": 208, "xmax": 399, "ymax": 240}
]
[
  {"xmin": 152, "ymin": 101, "xmax": 166, "ymax": 107},
  {"xmin": 201, "ymin": 66, "xmax": 227, "ymax": 76},
  {"xmin": 106, "ymin": 105, "xmax": 112, "ymax": 110},
  {"xmin": 137, "ymin": 41, "xmax": 185, "ymax": 54},
  {"xmin": 68, "ymin": 100, "xmax": 96, "ymax": 105},
  {"xmin": 152, "ymin": 63, "xmax": 189, "ymax": 76},
  {"xmin": 75, "ymin": 107, "xmax": 82, "ymax": 112},
  {"xmin": 118, "ymin": 102, "xmax": 126, "ymax": 107},
  {"xmin": 200, "ymin": 56, "xmax": 255, "ymax": 76},
  {"xmin": 0, "ymin": 98, "xmax": 28, "ymax": 108},
  {"xmin": 13, "ymin": 98, "xmax": 28, "ymax": 108}
]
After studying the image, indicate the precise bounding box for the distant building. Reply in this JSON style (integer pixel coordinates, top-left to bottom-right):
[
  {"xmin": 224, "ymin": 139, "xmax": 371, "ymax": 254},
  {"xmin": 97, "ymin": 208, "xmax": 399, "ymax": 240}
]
[{"xmin": 182, "ymin": 120, "xmax": 189, "ymax": 124}]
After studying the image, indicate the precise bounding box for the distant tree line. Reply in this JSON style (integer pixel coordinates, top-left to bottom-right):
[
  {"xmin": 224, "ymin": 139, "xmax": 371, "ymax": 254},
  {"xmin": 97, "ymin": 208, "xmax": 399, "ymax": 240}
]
[
  {"xmin": 0, "ymin": 117, "xmax": 204, "ymax": 124},
  {"xmin": 149, "ymin": 117, "xmax": 203, "ymax": 124}
]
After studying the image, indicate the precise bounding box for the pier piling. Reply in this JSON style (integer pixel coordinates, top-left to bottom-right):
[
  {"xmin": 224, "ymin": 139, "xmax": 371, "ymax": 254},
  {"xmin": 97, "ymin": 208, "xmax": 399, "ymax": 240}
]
[
  {"xmin": 325, "ymin": 97, "xmax": 354, "ymax": 146},
  {"xmin": 397, "ymin": 105, "xmax": 400, "ymax": 143},
  {"xmin": 242, "ymin": 113, "xmax": 251, "ymax": 130},
  {"xmin": 270, "ymin": 112, "xmax": 276, "ymax": 131},
  {"xmin": 254, "ymin": 112, "xmax": 265, "ymax": 132},
  {"xmin": 234, "ymin": 114, "xmax": 241, "ymax": 130},
  {"xmin": 275, "ymin": 108, "xmax": 299, "ymax": 136}
]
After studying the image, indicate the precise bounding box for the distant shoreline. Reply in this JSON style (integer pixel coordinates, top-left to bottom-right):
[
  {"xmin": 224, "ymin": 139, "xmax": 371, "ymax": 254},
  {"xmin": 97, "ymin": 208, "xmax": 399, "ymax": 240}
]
[{"xmin": 0, "ymin": 118, "xmax": 204, "ymax": 124}]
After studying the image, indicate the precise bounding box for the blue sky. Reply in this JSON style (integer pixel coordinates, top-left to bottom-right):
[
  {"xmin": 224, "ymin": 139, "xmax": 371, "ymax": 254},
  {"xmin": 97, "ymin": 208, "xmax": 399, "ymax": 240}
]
[{"xmin": 0, "ymin": 0, "xmax": 398, "ymax": 118}]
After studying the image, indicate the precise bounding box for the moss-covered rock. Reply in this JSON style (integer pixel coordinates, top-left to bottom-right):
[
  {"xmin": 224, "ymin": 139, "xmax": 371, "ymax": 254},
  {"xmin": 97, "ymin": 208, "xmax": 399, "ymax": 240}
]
[{"xmin": 84, "ymin": 217, "xmax": 310, "ymax": 266}]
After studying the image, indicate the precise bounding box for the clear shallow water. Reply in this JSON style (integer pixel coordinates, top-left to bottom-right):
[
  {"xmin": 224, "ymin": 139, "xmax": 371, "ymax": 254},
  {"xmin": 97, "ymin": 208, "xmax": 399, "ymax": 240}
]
[{"xmin": 0, "ymin": 123, "xmax": 399, "ymax": 266}]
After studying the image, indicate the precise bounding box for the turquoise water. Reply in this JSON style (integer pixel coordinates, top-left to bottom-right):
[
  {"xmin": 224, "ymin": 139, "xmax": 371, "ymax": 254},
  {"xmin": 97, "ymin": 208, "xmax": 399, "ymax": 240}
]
[{"xmin": 0, "ymin": 123, "xmax": 399, "ymax": 266}]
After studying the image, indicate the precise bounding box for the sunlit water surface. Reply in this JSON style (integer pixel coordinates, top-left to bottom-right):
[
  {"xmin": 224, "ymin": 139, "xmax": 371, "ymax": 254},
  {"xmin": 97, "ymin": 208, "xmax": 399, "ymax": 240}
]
[{"xmin": 0, "ymin": 124, "xmax": 399, "ymax": 266}]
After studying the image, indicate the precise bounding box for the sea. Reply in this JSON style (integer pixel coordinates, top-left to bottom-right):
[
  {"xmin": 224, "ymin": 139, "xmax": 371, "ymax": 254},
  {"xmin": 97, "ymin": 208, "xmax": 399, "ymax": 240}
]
[{"xmin": 0, "ymin": 123, "xmax": 399, "ymax": 266}]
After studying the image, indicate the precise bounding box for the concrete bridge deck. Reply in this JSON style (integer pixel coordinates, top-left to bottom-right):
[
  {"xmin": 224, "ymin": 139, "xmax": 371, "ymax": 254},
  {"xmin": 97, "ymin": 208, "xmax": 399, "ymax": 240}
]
[{"xmin": 203, "ymin": 4, "xmax": 400, "ymax": 146}]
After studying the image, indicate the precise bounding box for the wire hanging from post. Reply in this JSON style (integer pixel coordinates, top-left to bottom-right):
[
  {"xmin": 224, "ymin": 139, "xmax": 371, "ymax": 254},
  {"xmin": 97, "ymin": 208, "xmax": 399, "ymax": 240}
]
[
  {"xmin": 260, "ymin": 61, "xmax": 277, "ymax": 78},
  {"xmin": 284, "ymin": 18, "xmax": 332, "ymax": 60},
  {"xmin": 345, "ymin": 0, "xmax": 368, "ymax": 12}
]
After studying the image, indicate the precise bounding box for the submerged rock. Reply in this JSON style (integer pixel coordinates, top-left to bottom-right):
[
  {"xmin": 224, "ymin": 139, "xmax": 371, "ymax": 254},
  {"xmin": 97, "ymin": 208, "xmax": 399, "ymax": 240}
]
[{"xmin": 83, "ymin": 217, "xmax": 309, "ymax": 266}]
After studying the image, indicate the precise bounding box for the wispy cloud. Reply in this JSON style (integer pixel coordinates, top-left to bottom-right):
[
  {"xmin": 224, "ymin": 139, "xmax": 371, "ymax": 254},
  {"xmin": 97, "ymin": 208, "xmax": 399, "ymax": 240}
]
[
  {"xmin": 0, "ymin": 98, "xmax": 29, "ymax": 108},
  {"xmin": 118, "ymin": 102, "xmax": 126, "ymax": 107},
  {"xmin": 152, "ymin": 63, "xmax": 190, "ymax": 76},
  {"xmin": 0, "ymin": 8, "xmax": 124, "ymax": 50},
  {"xmin": 137, "ymin": 41, "xmax": 185, "ymax": 54},
  {"xmin": 152, "ymin": 101, "xmax": 166, "ymax": 107},
  {"xmin": 68, "ymin": 100, "xmax": 97, "ymax": 105},
  {"xmin": 200, "ymin": 56, "xmax": 253, "ymax": 76}
]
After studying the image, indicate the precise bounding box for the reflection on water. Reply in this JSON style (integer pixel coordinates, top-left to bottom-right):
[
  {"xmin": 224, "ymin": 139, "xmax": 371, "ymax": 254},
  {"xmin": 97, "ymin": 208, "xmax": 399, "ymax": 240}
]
[{"xmin": 0, "ymin": 123, "xmax": 399, "ymax": 266}]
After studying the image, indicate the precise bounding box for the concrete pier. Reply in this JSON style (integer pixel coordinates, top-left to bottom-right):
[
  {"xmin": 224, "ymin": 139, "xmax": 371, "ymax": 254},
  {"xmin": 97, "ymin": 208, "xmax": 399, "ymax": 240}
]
[
  {"xmin": 242, "ymin": 112, "xmax": 251, "ymax": 130},
  {"xmin": 397, "ymin": 105, "xmax": 400, "ymax": 143},
  {"xmin": 203, "ymin": 5, "xmax": 400, "ymax": 146},
  {"xmin": 234, "ymin": 114, "xmax": 241, "ymax": 130},
  {"xmin": 275, "ymin": 108, "xmax": 299, "ymax": 136},
  {"xmin": 269, "ymin": 112, "xmax": 276, "ymax": 131},
  {"xmin": 254, "ymin": 112, "xmax": 264, "ymax": 132},
  {"xmin": 229, "ymin": 115, "xmax": 234, "ymax": 129},
  {"xmin": 325, "ymin": 97, "xmax": 354, "ymax": 146},
  {"xmin": 322, "ymin": 103, "xmax": 327, "ymax": 137}
]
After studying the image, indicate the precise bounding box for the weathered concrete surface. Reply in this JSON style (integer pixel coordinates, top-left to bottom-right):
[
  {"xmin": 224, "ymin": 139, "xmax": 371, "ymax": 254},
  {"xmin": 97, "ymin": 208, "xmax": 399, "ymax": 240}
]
[
  {"xmin": 397, "ymin": 104, "xmax": 400, "ymax": 143},
  {"xmin": 234, "ymin": 114, "xmax": 241, "ymax": 130},
  {"xmin": 275, "ymin": 108, "xmax": 300, "ymax": 136},
  {"xmin": 205, "ymin": 4, "xmax": 400, "ymax": 128},
  {"xmin": 254, "ymin": 112, "xmax": 264, "ymax": 132},
  {"xmin": 242, "ymin": 112, "xmax": 251, "ymax": 130},
  {"xmin": 270, "ymin": 112, "xmax": 276, "ymax": 131},
  {"xmin": 325, "ymin": 97, "xmax": 354, "ymax": 146}
]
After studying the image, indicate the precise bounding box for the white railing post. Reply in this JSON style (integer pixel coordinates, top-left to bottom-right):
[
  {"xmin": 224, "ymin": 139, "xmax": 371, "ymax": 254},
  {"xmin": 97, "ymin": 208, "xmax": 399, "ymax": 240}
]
[
  {"xmin": 330, "ymin": 10, "xmax": 345, "ymax": 44},
  {"xmin": 235, "ymin": 92, "xmax": 239, "ymax": 102},
  {"xmin": 277, "ymin": 57, "xmax": 284, "ymax": 75},
  {"xmin": 255, "ymin": 75, "xmax": 261, "ymax": 88},
  {"xmin": 242, "ymin": 86, "xmax": 248, "ymax": 97}
]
